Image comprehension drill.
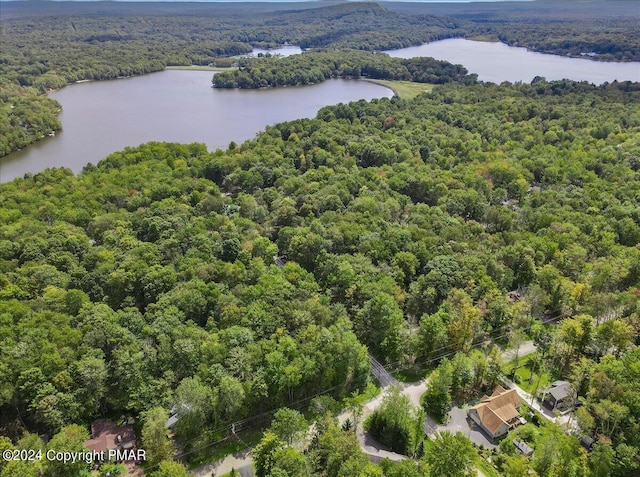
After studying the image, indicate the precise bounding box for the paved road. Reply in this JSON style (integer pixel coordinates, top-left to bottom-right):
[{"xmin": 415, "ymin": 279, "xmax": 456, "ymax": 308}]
[
  {"xmin": 501, "ymin": 340, "xmax": 536, "ymax": 362},
  {"xmin": 196, "ymin": 311, "xmax": 624, "ymax": 476},
  {"xmin": 369, "ymin": 353, "xmax": 398, "ymax": 388},
  {"xmin": 336, "ymin": 380, "xmax": 425, "ymax": 463},
  {"xmin": 192, "ymin": 361, "xmax": 493, "ymax": 476},
  {"xmin": 191, "ymin": 448, "xmax": 254, "ymax": 477},
  {"xmin": 192, "ymin": 355, "xmax": 406, "ymax": 476},
  {"xmin": 434, "ymin": 406, "xmax": 497, "ymax": 449}
]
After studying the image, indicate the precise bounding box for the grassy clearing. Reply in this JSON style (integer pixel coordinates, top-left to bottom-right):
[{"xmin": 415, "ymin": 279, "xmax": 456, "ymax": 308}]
[
  {"xmin": 422, "ymin": 436, "xmax": 435, "ymax": 454},
  {"xmin": 363, "ymin": 79, "xmax": 434, "ymax": 99},
  {"xmin": 476, "ymin": 457, "xmax": 501, "ymax": 477},
  {"xmin": 467, "ymin": 34, "xmax": 500, "ymax": 43},
  {"xmin": 358, "ymin": 382, "xmax": 381, "ymax": 400},
  {"xmin": 165, "ymin": 65, "xmax": 236, "ymax": 72},
  {"xmin": 507, "ymin": 354, "xmax": 551, "ymax": 394}
]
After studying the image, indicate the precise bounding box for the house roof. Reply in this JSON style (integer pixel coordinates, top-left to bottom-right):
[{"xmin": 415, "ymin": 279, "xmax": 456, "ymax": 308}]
[
  {"xmin": 84, "ymin": 419, "xmax": 136, "ymax": 453},
  {"xmin": 470, "ymin": 386, "xmax": 522, "ymax": 435},
  {"xmin": 513, "ymin": 439, "xmax": 533, "ymax": 456},
  {"xmin": 166, "ymin": 414, "xmax": 179, "ymax": 429},
  {"xmin": 544, "ymin": 381, "xmax": 573, "ymax": 401},
  {"xmin": 580, "ymin": 435, "xmax": 595, "ymax": 449}
]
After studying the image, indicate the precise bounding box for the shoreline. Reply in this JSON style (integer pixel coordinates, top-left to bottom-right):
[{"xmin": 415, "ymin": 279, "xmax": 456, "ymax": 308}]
[
  {"xmin": 165, "ymin": 65, "xmax": 237, "ymax": 72},
  {"xmin": 360, "ymin": 78, "xmax": 400, "ymax": 97}
]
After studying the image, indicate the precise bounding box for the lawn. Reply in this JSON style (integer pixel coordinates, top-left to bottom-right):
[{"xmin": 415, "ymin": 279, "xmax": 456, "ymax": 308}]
[
  {"xmin": 363, "ymin": 79, "xmax": 434, "ymax": 99},
  {"xmin": 393, "ymin": 366, "xmax": 431, "ymax": 383},
  {"xmin": 476, "ymin": 456, "xmax": 501, "ymax": 477},
  {"xmin": 508, "ymin": 354, "xmax": 551, "ymax": 395},
  {"xmin": 467, "ymin": 34, "xmax": 500, "ymax": 43},
  {"xmin": 358, "ymin": 382, "xmax": 381, "ymax": 401}
]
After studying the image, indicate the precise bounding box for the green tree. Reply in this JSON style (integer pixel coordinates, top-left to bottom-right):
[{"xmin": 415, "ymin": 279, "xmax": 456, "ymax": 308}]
[
  {"xmin": 612, "ymin": 443, "xmax": 639, "ymax": 477},
  {"xmin": 422, "ymin": 359, "xmax": 453, "ymax": 421},
  {"xmin": 355, "ymin": 293, "xmax": 404, "ymax": 362},
  {"xmin": 270, "ymin": 408, "xmax": 308, "ymax": 446},
  {"xmin": 1, "ymin": 461, "xmax": 41, "ymax": 477},
  {"xmin": 502, "ymin": 456, "xmax": 530, "ymax": 477},
  {"xmin": 44, "ymin": 424, "xmax": 90, "ymax": 477},
  {"xmin": 379, "ymin": 459, "xmax": 428, "ymax": 477},
  {"xmin": 149, "ymin": 460, "xmax": 190, "ymax": 477},
  {"xmin": 173, "ymin": 377, "xmax": 212, "ymax": 441},
  {"xmin": 254, "ymin": 432, "xmax": 285, "ymax": 477},
  {"xmin": 99, "ymin": 463, "xmax": 127, "ymax": 477},
  {"xmin": 142, "ymin": 407, "xmax": 174, "ymax": 467},
  {"xmin": 588, "ymin": 442, "xmax": 614, "ymax": 477},
  {"xmin": 417, "ymin": 310, "xmax": 448, "ymax": 360},
  {"xmin": 310, "ymin": 416, "xmax": 368, "ymax": 477},
  {"xmin": 424, "ymin": 431, "xmax": 476, "ymax": 477},
  {"xmin": 365, "ymin": 386, "xmax": 420, "ymax": 455},
  {"xmin": 531, "ymin": 426, "xmax": 585, "ymax": 477},
  {"xmin": 72, "ymin": 355, "xmax": 108, "ymax": 419},
  {"xmin": 271, "ymin": 446, "xmax": 311, "ymax": 477}
]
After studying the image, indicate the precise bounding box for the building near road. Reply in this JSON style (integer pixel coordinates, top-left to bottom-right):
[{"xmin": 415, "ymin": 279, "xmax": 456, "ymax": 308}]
[
  {"xmin": 468, "ymin": 386, "xmax": 522, "ymax": 440},
  {"xmin": 84, "ymin": 420, "xmax": 143, "ymax": 476},
  {"xmin": 84, "ymin": 419, "xmax": 136, "ymax": 455},
  {"xmin": 539, "ymin": 380, "xmax": 576, "ymax": 414}
]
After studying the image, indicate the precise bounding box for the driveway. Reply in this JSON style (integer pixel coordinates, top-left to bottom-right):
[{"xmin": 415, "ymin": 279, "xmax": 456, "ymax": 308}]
[
  {"xmin": 402, "ymin": 380, "xmax": 428, "ymax": 408},
  {"xmin": 502, "ymin": 376, "xmax": 575, "ymax": 430},
  {"xmin": 191, "ymin": 448, "xmax": 254, "ymax": 477},
  {"xmin": 502, "ymin": 340, "xmax": 537, "ymax": 362},
  {"xmin": 429, "ymin": 406, "xmax": 497, "ymax": 450}
]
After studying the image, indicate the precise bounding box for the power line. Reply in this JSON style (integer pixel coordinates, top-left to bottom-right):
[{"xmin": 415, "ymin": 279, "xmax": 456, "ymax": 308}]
[
  {"xmin": 154, "ymin": 307, "xmax": 621, "ymax": 472},
  {"xmin": 163, "ymin": 379, "xmax": 364, "ymax": 473}
]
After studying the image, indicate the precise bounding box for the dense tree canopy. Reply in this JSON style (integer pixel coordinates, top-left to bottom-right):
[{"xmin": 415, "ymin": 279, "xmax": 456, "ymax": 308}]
[
  {"xmin": 212, "ymin": 50, "xmax": 474, "ymax": 89},
  {"xmin": 1, "ymin": 69, "xmax": 639, "ymax": 474}
]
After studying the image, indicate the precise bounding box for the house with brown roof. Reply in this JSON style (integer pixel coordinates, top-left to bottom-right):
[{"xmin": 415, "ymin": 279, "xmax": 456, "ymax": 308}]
[
  {"xmin": 468, "ymin": 386, "xmax": 522, "ymax": 440},
  {"xmin": 84, "ymin": 419, "xmax": 136, "ymax": 455}
]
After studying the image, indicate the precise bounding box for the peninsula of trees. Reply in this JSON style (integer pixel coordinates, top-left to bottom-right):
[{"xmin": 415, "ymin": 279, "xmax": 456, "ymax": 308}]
[
  {"xmin": 1, "ymin": 1, "xmax": 638, "ymax": 155},
  {"xmin": 212, "ymin": 50, "xmax": 475, "ymax": 89}
]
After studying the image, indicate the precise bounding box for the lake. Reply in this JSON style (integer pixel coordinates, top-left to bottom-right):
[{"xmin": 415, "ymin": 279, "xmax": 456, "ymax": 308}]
[
  {"xmin": 250, "ymin": 45, "xmax": 303, "ymax": 57},
  {"xmin": 2, "ymin": 38, "xmax": 639, "ymax": 182},
  {"xmin": 0, "ymin": 72, "xmax": 392, "ymax": 183},
  {"xmin": 385, "ymin": 38, "xmax": 640, "ymax": 84}
]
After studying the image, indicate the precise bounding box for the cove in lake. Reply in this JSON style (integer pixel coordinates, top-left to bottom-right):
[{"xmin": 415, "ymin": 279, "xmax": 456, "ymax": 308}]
[
  {"xmin": 2, "ymin": 38, "xmax": 639, "ymax": 182},
  {"xmin": 385, "ymin": 39, "xmax": 640, "ymax": 85},
  {"xmin": 0, "ymin": 72, "xmax": 392, "ymax": 183},
  {"xmin": 249, "ymin": 45, "xmax": 303, "ymax": 57}
]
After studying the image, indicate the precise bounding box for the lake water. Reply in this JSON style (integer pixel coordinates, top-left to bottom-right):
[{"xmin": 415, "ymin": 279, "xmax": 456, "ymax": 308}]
[
  {"xmin": 385, "ymin": 39, "xmax": 640, "ymax": 84},
  {"xmin": 2, "ymin": 38, "xmax": 639, "ymax": 182},
  {"xmin": 0, "ymin": 71, "xmax": 392, "ymax": 182},
  {"xmin": 250, "ymin": 45, "xmax": 303, "ymax": 57}
]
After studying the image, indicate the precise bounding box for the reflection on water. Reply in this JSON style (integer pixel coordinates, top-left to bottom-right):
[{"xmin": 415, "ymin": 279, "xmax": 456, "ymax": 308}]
[
  {"xmin": 386, "ymin": 38, "xmax": 640, "ymax": 84},
  {"xmin": 0, "ymin": 72, "xmax": 392, "ymax": 182}
]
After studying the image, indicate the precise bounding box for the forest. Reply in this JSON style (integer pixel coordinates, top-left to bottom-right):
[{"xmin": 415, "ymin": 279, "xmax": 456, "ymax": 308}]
[
  {"xmin": 1, "ymin": 1, "xmax": 638, "ymax": 155},
  {"xmin": 1, "ymin": 77, "xmax": 639, "ymax": 476},
  {"xmin": 212, "ymin": 50, "xmax": 474, "ymax": 89}
]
